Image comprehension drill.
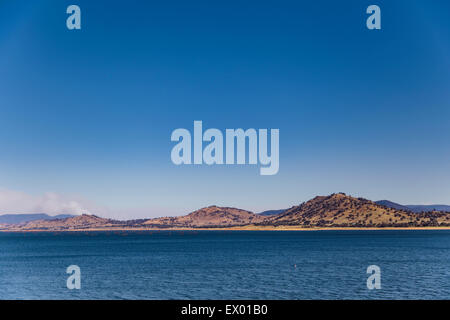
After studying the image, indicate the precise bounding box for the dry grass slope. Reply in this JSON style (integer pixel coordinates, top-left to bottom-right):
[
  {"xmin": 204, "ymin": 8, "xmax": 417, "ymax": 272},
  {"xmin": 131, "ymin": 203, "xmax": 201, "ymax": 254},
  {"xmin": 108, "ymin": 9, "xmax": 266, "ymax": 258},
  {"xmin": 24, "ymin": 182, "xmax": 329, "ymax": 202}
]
[
  {"xmin": 264, "ymin": 193, "xmax": 450, "ymax": 227},
  {"xmin": 15, "ymin": 214, "xmax": 118, "ymax": 231},
  {"xmin": 144, "ymin": 206, "xmax": 267, "ymax": 228}
]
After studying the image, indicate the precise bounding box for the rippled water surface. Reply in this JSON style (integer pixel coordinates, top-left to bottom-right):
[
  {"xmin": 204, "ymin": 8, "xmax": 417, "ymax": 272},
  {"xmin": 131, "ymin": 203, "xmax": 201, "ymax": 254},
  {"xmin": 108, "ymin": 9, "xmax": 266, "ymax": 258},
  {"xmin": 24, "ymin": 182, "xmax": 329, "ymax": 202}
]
[{"xmin": 0, "ymin": 230, "xmax": 449, "ymax": 299}]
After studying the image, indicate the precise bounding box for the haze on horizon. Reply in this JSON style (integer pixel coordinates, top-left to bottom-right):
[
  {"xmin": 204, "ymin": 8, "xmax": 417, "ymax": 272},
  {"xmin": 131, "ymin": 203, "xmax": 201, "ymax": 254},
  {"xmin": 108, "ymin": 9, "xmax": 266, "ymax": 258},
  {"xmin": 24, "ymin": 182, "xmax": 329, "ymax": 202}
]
[{"xmin": 0, "ymin": 0, "xmax": 449, "ymax": 219}]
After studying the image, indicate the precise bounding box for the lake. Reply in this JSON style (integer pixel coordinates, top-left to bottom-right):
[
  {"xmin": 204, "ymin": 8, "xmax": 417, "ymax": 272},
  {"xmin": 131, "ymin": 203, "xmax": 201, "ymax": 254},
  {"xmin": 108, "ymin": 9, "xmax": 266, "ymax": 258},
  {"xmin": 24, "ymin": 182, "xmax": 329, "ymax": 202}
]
[{"xmin": 0, "ymin": 230, "xmax": 449, "ymax": 299}]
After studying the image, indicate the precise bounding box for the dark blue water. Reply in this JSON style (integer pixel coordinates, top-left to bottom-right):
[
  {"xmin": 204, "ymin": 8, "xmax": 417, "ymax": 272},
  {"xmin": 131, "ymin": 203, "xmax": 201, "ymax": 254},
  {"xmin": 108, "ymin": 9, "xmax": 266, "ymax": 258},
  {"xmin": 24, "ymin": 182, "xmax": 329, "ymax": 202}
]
[{"xmin": 0, "ymin": 230, "xmax": 449, "ymax": 299}]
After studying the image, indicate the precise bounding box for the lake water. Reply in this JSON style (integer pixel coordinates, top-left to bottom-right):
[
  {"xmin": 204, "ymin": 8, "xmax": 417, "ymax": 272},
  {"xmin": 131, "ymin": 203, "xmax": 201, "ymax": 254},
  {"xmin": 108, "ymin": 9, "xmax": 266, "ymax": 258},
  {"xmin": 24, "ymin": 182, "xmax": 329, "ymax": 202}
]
[{"xmin": 0, "ymin": 230, "xmax": 449, "ymax": 299}]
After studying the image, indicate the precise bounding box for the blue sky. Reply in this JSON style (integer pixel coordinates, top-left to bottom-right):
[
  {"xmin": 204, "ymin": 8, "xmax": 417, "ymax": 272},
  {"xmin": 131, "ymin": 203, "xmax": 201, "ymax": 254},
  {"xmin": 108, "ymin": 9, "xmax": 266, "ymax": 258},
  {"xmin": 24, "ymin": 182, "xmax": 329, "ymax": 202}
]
[{"xmin": 0, "ymin": 0, "xmax": 449, "ymax": 218}]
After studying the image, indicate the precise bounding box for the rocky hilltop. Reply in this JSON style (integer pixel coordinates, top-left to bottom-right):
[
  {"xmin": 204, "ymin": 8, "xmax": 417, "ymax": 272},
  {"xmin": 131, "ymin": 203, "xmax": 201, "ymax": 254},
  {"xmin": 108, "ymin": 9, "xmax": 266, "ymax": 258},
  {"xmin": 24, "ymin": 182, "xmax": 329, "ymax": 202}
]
[
  {"xmin": 144, "ymin": 205, "xmax": 267, "ymax": 228},
  {"xmin": 266, "ymin": 193, "xmax": 450, "ymax": 227}
]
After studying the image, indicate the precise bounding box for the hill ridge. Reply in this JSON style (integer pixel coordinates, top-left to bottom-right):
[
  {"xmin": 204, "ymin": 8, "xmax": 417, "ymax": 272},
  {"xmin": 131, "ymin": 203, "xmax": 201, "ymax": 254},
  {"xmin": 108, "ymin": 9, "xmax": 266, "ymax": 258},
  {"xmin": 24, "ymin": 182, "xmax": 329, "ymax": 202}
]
[{"xmin": 2, "ymin": 193, "xmax": 450, "ymax": 230}]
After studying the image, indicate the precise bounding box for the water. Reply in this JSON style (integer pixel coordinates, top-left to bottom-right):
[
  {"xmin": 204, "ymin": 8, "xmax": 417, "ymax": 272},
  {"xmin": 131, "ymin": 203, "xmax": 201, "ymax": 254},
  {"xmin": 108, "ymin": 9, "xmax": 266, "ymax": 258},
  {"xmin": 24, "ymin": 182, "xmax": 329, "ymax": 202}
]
[{"xmin": 0, "ymin": 230, "xmax": 449, "ymax": 299}]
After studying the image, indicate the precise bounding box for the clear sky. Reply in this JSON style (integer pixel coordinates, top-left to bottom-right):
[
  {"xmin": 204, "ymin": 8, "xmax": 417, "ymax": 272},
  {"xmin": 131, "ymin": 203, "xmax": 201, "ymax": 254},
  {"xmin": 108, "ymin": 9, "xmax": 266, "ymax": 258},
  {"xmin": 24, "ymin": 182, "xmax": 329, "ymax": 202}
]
[{"xmin": 0, "ymin": 0, "xmax": 449, "ymax": 219}]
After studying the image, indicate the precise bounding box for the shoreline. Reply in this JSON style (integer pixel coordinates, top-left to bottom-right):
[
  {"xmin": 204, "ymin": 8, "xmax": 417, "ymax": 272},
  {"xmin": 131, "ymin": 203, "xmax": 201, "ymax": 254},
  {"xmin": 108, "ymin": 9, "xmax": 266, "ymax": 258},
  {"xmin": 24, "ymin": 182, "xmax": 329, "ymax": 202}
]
[{"xmin": 2, "ymin": 226, "xmax": 450, "ymax": 232}]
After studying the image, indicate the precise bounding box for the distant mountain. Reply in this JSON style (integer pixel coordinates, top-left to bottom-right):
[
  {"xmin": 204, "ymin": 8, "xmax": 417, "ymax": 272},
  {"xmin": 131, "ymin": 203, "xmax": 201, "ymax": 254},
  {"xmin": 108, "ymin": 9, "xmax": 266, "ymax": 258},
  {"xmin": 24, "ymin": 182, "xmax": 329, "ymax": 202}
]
[
  {"xmin": 258, "ymin": 209, "xmax": 287, "ymax": 216},
  {"xmin": 265, "ymin": 193, "xmax": 450, "ymax": 227},
  {"xmin": 406, "ymin": 205, "xmax": 450, "ymax": 213},
  {"xmin": 376, "ymin": 200, "xmax": 450, "ymax": 213},
  {"xmin": 375, "ymin": 200, "xmax": 410, "ymax": 211},
  {"xmin": 0, "ymin": 213, "xmax": 75, "ymax": 225},
  {"xmin": 144, "ymin": 206, "xmax": 267, "ymax": 228}
]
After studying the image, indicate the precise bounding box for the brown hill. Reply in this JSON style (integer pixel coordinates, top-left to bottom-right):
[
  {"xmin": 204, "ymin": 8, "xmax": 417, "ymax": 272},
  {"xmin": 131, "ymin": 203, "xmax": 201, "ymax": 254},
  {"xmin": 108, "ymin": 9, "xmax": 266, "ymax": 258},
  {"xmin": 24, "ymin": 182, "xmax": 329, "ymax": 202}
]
[
  {"xmin": 13, "ymin": 214, "xmax": 118, "ymax": 231},
  {"xmin": 144, "ymin": 206, "xmax": 267, "ymax": 228},
  {"xmin": 264, "ymin": 193, "xmax": 450, "ymax": 227},
  {"xmin": 2, "ymin": 194, "xmax": 450, "ymax": 231}
]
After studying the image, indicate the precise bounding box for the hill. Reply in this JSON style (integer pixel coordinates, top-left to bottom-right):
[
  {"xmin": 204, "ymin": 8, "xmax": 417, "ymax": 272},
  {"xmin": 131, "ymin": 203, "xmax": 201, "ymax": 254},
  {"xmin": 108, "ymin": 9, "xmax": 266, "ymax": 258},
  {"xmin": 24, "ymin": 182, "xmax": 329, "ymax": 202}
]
[
  {"xmin": 376, "ymin": 200, "xmax": 450, "ymax": 213},
  {"xmin": 144, "ymin": 206, "xmax": 267, "ymax": 228},
  {"xmin": 0, "ymin": 213, "xmax": 74, "ymax": 225},
  {"xmin": 406, "ymin": 204, "xmax": 450, "ymax": 213},
  {"xmin": 375, "ymin": 200, "xmax": 411, "ymax": 211},
  {"xmin": 13, "ymin": 214, "xmax": 117, "ymax": 231},
  {"xmin": 265, "ymin": 193, "xmax": 450, "ymax": 227},
  {"xmin": 257, "ymin": 209, "xmax": 287, "ymax": 216},
  {"xmin": 2, "ymin": 194, "xmax": 450, "ymax": 231}
]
